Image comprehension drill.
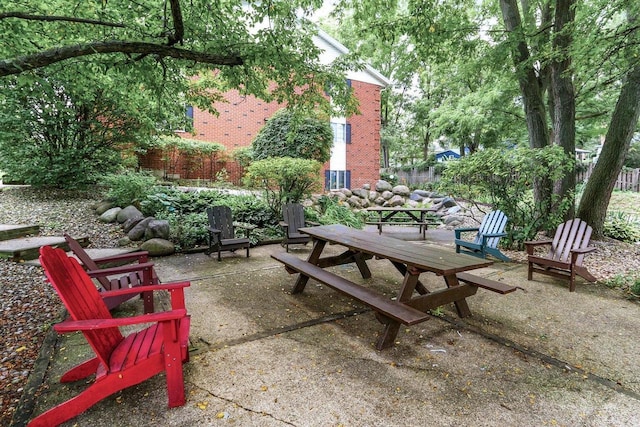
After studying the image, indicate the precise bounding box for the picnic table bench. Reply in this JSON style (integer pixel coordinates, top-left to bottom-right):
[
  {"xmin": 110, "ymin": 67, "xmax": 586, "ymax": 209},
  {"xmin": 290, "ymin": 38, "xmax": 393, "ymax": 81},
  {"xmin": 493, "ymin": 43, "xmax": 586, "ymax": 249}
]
[
  {"xmin": 272, "ymin": 224, "xmax": 518, "ymax": 350},
  {"xmin": 365, "ymin": 207, "xmax": 441, "ymax": 239}
]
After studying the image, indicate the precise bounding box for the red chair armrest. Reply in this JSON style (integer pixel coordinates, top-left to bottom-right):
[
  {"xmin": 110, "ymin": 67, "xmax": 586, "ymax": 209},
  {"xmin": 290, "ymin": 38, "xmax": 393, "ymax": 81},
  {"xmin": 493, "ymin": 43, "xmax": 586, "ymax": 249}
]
[
  {"xmin": 54, "ymin": 309, "xmax": 188, "ymax": 332},
  {"xmin": 92, "ymin": 251, "xmax": 150, "ymax": 265},
  {"xmin": 86, "ymin": 262, "xmax": 155, "ymax": 278}
]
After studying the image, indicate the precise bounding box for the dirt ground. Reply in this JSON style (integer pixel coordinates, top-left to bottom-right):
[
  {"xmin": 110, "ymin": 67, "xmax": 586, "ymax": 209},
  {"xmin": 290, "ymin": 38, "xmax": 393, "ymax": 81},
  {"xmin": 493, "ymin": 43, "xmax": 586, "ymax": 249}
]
[{"xmin": 17, "ymin": 232, "xmax": 640, "ymax": 427}]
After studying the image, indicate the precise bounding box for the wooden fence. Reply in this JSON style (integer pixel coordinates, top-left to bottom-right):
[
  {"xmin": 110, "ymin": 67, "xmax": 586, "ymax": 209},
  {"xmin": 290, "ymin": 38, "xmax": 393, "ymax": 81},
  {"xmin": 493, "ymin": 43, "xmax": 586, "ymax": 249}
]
[{"xmin": 387, "ymin": 164, "xmax": 640, "ymax": 192}]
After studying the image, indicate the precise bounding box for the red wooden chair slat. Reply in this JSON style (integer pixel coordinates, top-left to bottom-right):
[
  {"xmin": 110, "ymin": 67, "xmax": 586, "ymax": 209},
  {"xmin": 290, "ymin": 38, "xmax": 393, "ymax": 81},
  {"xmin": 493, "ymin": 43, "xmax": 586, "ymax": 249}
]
[{"xmin": 28, "ymin": 246, "xmax": 190, "ymax": 427}]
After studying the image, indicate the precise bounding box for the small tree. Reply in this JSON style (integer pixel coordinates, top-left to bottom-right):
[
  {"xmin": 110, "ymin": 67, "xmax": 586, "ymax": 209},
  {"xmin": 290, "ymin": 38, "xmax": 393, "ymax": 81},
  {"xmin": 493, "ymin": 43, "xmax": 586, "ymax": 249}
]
[
  {"xmin": 438, "ymin": 146, "xmax": 573, "ymax": 249},
  {"xmin": 243, "ymin": 157, "xmax": 322, "ymax": 216},
  {"xmin": 252, "ymin": 109, "xmax": 333, "ymax": 163}
]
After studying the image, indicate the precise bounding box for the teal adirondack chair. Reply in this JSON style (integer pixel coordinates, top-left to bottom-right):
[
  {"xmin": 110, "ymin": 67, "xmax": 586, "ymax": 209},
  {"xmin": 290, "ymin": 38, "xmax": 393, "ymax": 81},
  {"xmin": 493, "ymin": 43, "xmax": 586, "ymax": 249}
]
[{"xmin": 454, "ymin": 210, "xmax": 510, "ymax": 262}]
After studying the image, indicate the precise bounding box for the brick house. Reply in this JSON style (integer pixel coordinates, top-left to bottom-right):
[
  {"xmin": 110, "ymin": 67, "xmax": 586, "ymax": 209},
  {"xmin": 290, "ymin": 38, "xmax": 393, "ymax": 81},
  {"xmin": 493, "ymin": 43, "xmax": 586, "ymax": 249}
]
[{"xmin": 140, "ymin": 29, "xmax": 390, "ymax": 190}]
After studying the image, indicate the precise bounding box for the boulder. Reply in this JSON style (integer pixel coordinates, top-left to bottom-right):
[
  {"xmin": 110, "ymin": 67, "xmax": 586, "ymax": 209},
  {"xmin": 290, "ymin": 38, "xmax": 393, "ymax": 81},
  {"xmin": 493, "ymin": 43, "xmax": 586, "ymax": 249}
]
[
  {"xmin": 412, "ymin": 189, "xmax": 431, "ymax": 198},
  {"xmin": 144, "ymin": 219, "xmax": 171, "ymax": 240},
  {"xmin": 444, "ymin": 215, "xmax": 465, "ymax": 226},
  {"xmin": 140, "ymin": 238, "xmax": 175, "ymax": 256},
  {"xmin": 392, "ymin": 185, "xmax": 411, "ymax": 196},
  {"xmin": 447, "ymin": 205, "xmax": 462, "ymax": 215},
  {"xmin": 331, "ymin": 191, "xmax": 347, "ymax": 202},
  {"xmin": 381, "ymin": 190, "xmax": 394, "ymax": 200},
  {"xmin": 375, "ymin": 180, "xmax": 393, "ymax": 192},
  {"xmin": 117, "ymin": 205, "xmax": 144, "ymax": 224},
  {"xmin": 369, "ymin": 190, "xmax": 379, "ymax": 200},
  {"xmin": 122, "ymin": 215, "xmax": 145, "ymax": 233},
  {"xmin": 99, "ymin": 207, "xmax": 122, "ymax": 223},
  {"xmin": 95, "ymin": 201, "xmax": 115, "ymax": 215},
  {"xmin": 362, "ymin": 183, "xmax": 371, "ymax": 191},
  {"xmin": 409, "ymin": 193, "xmax": 425, "ymax": 202},
  {"xmin": 442, "ymin": 196, "xmax": 457, "ymax": 208},
  {"xmin": 352, "ymin": 188, "xmax": 369, "ymax": 199},
  {"xmin": 340, "ymin": 188, "xmax": 353, "ymax": 197},
  {"xmin": 384, "ymin": 195, "xmax": 405, "ymax": 207},
  {"xmin": 346, "ymin": 195, "xmax": 362, "ymax": 208},
  {"xmin": 360, "ymin": 198, "xmax": 371, "ymax": 208},
  {"xmin": 374, "ymin": 197, "xmax": 386, "ymax": 205},
  {"xmin": 128, "ymin": 217, "xmax": 155, "ymax": 241}
]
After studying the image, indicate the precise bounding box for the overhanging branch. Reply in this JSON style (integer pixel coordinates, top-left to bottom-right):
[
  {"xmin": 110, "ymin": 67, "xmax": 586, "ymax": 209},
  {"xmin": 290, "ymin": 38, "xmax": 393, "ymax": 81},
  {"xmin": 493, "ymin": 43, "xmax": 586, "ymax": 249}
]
[{"xmin": 0, "ymin": 41, "xmax": 243, "ymax": 76}]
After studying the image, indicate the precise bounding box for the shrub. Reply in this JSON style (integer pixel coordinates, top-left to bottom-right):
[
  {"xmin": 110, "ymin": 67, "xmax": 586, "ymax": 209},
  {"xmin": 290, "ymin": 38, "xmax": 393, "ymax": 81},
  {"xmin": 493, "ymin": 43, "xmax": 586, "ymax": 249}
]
[
  {"xmin": 438, "ymin": 146, "xmax": 573, "ymax": 249},
  {"xmin": 603, "ymin": 212, "xmax": 640, "ymax": 243},
  {"xmin": 314, "ymin": 196, "xmax": 365, "ymax": 228},
  {"xmin": 252, "ymin": 109, "xmax": 333, "ymax": 163},
  {"xmin": 103, "ymin": 171, "xmax": 158, "ymax": 208},
  {"xmin": 244, "ymin": 157, "xmax": 322, "ymax": 216}
]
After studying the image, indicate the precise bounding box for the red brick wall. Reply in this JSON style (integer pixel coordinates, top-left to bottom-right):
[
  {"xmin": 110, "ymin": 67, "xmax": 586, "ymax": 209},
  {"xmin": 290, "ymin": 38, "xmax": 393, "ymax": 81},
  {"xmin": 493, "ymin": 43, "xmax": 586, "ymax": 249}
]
[
  {"xmin": 140, "ymin": 83, "xmax": 382, "ymax": 189},
  {"xmin": 347, "ymin": 81, "xmax": 382, "ymax": 189}
]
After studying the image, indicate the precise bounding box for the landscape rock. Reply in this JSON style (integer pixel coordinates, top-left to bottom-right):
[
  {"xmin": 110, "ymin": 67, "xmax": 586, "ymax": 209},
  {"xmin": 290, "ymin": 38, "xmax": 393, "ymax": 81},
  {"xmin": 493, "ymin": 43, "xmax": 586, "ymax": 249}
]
[
  {"xmin": 442, "ymin": 196, "xmax": 457, "ymax": 208},
  {"xmin": 116, "ymin": 205, "xmax": 144, "ymax": 224},
  {"xmin": 375, "ymin": 180, "xmax": 393, "ymax": 192},
  {"xmin": 385, "ymin": 195, "xmax": 405, "ymax": 207},
  {"xmin": 99, "ymin": 207, "xmax": 122, "ymax": 223},
  {"xmin": 144, "ymin": 219, "xmax": 171, "ymax": 240},
  {"xmin": 381, "ymin": 191, "xmax": 394, "ymax": 200},
  {"xmin": 352, "ymin": 188, "xmax": 369, "ymax": 199},
  {"xmin": 362, "ymin": 183, "xmax": 371, "ymax": 191},
  {"xmin": 392, "ymin": 185, "xmax": 411, "ymax": 196},
  {"xmin": 447, "ymin": 206, "xmax": 462, "ymax": 215},
  {"xmin": 140, "ymin": 238, "xmax": 175, "ymax": 256},
  {"xmin": 122, "ymin": 215, "xmax": 145, "ymax": 233},
  {"xmin": 409, "ymin": 193, "xmax": 425, "ymax": 202},
  {"xmin": 95, "ymin": 201, "xmax": 115, "ymax": 215},
  {"xmin": 346, "ymin": 196, "xmax": 362, "ymax": 208},
  {"xmin": 128, "ymin": 217, "xmax": 155, "ymax": 241}
]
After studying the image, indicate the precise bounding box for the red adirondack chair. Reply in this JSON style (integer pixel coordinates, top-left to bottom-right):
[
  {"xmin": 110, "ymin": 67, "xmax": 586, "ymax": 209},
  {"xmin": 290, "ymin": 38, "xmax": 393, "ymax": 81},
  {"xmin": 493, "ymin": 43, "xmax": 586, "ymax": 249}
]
[
  {"xmin": 525, "ymin": 218, "xmax": 597, "ymax": 292},
  {"xmin": 64, "ymin": 233, "xmax": 159, "ymax": 313},
  {"xmin": 29, "ymin": 246, "xmax": 191, "ymax": 427}
]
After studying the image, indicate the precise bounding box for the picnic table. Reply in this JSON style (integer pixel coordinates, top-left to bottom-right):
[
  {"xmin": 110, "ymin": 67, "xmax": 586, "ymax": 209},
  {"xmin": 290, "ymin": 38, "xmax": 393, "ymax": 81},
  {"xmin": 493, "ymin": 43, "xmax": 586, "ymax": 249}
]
[
  {"xmin": 272, "ymin": 224, "xmax": 517, "ymax": 350},
  {"xmin": 365, "ymin": 206, "xmax": 440, "ymax": 239}
]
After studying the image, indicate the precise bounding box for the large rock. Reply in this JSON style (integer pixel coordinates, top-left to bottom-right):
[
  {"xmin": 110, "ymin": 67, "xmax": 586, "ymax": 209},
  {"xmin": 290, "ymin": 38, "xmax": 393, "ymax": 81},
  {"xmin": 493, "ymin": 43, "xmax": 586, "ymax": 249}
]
[
  {"xmin": 140, "ymin": 238, "xmax": 175, "ymax": 256},
  {"xmin": 340, "ymin": 188, "xmax": 353, "ymax": 197},
  {"xmin": 409, "ymin": 192, "xmax": 425, "ymax": 202},
  {"xmin": 384, "ymin": 195, "xmax": 405, "ymax": 207},
  {"xmin": 412, "ymin": 189, "xmax": 431, "ymax": 198},
  {"xmin": 99, "ymin": 207, "xmax": 122, "ymax": 223},
  {"xmin": 392, "ymin": 185, "xmax": 411, "ymax": 197},
  {"xmin": 362, "ymin": 183, "xmax": 371, "ymax": 191},
  {"xmin": 369, "ymin": 190, "xmax": 379, "ymax": 200},
  {"xmin": 381, "ymin": 190, "xmax": 394, "ymax": 200},
  {"xmin": 144, "ymin": 219, "xmax": 171, "ymax": 240},
  {"xmin": 117, "ymin": 205, "xmax": 144, "ymax": 224},
  {"xmin": 122, "ymin": 215, "xmax": 145, "ymax": 233},
  {"xmin": 375, "ymin": 180, "xmax": 393, "ymax": 192},
  {"xmin": 95, "ymin": 201, "xmax": 115, "ymax": 215},
  {"xmin": 442, "ymin": 196, "xmax": 457, "ymax": 208},
  {"xmin": 352, "ymin": 188, "xmax": 369, "ymax": 199},
  {"xmin": 346, "ymin": 195, "xmax": 362, "ymax": 208},
  {"xmin": 128, "ymin": 217, "xmax": 155, "ymax": 241}
]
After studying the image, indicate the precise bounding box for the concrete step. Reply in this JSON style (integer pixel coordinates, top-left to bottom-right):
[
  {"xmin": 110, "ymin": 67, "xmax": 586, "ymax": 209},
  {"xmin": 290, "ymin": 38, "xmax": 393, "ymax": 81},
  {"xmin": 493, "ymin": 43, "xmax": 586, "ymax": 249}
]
[
  {"xmin": 0, "ymin": 224, "xmax": 41, "ymax": 241},
  {"xmin": 0, "ymin": 236, "xmax": 89, "ymax": 262}
]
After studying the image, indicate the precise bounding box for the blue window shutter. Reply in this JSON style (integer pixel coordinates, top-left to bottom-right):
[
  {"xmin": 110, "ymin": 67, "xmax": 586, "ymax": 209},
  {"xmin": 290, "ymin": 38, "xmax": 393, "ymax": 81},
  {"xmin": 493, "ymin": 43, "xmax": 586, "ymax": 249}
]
[
  {"xmin": 186, "ymin": 105, "xmax": 194, "ymax": 120},
  {"xmin": 346, "ymin": 79, "xmax": 352, "ymax": 87},
  {"xmin": 345, "ymin": 170, "xmax": 351, "ymax": 189},
  {"xmin": 346, "ymin": 123, "xmax": 351, "ymax": 144},
  {"xmin": 324, "ymin": 170, "xmax": 330, "ymax": 190}
]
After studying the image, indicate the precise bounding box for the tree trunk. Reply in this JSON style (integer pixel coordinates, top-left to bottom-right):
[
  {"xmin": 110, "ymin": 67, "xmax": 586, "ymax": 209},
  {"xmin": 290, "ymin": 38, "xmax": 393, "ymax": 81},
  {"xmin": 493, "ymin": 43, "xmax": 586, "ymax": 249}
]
[
  {"xmin": 500, "ymin": 0, "xmax": 552, "ymax": 208},
  {"xmin": 577, "ymin": 63, "xmax": 640, "ymax": 237},
  {"xmin": 551, "ymin": 0, "xmax": 576, "ymax": 219}
]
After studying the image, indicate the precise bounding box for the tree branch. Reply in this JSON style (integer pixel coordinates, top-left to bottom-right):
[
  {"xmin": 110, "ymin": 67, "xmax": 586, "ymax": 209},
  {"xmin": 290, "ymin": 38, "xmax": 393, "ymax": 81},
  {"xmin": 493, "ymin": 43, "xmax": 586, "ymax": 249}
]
[
  {"xmin": 167, "ymin": 0, "xmax": 184, "ymax": 45},
  {"xmin": 0, "ymin": 41, "xmax": 243, "ymax": 77},
  {"xmin": 0, "ymin": 12, "xmax": 126, "ymax": 28}
]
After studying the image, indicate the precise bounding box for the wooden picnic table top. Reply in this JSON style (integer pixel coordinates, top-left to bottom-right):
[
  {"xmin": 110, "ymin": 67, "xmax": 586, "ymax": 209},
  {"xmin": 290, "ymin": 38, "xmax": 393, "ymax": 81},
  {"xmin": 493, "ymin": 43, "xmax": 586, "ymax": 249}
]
[{"xmin": 299, "ymin": 224, "xmax": 492, "ymax": 276}]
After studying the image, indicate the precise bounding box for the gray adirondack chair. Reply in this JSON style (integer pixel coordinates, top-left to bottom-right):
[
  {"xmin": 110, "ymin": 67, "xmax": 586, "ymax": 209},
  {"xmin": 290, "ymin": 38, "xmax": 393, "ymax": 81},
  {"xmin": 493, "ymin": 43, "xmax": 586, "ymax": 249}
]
[
  {"xmin": 206, "ymin": 206, "xmax": 253, "ymax": 261},
  {"xmin": 525, "ymin": 218, "xmax": 597, "ymax": 292},
  {"xmin": 279, "ymin": 203, "xmax": 317, "ymax": 252},
  {"xmin": 454, "ymin": 210, "xmax": 510, "ymax": 262}
]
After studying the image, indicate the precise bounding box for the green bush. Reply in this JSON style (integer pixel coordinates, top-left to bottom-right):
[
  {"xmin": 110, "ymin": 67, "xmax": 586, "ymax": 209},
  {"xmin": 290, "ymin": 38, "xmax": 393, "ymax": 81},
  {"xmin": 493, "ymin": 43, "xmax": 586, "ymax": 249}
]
[
  {"xmin": 252, "ymin": 109, "xmax": 333, "ymax": 163},
  {"xmin": 314, "ymin": 196, "xmax": 365, "ymax": 228},
  {"xmin": 103, "ymin": 171, "xmax": 158, "ymax": 208},
  {"xmin": 244, "ymin": 157, "xmax": 322, "ymax": 216},
  {"xmin": 158, "ymin": 212, "xmax": 208, "ymax": 251},
  {"xmin": 438, "ymin": 146, "xmax": 573, "ymax": 249},
  {"xmin": 603, "ymin": 212, "xmax": 640, "ymax": 243}
]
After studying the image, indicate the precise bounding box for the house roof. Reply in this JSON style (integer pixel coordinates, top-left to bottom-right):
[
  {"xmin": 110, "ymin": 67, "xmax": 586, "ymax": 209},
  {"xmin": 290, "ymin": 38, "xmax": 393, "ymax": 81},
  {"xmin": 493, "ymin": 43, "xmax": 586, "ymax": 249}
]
[{"xmin": 315, "ymin": 28, "xmax": 391, "ymax": 88}]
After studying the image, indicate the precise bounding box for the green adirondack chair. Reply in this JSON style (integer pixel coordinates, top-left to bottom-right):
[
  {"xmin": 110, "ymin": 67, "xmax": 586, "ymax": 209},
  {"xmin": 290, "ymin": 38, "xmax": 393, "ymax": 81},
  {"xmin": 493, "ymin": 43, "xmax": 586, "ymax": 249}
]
[{"xmin": 454, "ymin": 210, "xmax": 510, "ymax": 262}]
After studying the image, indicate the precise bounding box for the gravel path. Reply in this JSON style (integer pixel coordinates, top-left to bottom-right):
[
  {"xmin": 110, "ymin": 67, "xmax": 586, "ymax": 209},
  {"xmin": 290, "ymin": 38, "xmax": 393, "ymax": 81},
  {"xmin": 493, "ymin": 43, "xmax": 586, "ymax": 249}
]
[{"xmin": 1, "ymin": 186, "xmax": 638, "ymax": 426}]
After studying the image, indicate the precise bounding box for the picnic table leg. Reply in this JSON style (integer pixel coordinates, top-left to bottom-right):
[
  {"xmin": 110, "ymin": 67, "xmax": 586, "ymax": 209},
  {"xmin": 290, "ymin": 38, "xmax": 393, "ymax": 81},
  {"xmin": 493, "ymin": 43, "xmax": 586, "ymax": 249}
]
[
  {"xmin": 292, "ymin": 239, "xmax": 326, "ymax": 294},
  {"xmin": 376, "ymin": 268, "xmax": 421, "ymax": 349},
  {"xmin": 390, "ymin": 261, "xmax": 429, "ymax": 294},
  {"xmin": 443, "ymin": 274, "xmax": 472, "ymax": 317}
]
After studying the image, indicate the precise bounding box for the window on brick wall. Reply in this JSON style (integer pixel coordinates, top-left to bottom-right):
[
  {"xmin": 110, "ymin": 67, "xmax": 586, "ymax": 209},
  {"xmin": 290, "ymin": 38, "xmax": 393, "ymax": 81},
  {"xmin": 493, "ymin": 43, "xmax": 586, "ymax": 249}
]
[
  {"xmin": 324, "ymin": 170, "xmax": 351, "ymax": 190},
  {"xmin": 330, "ymin": 122, "xmax": 351, "ymax": 144}
]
